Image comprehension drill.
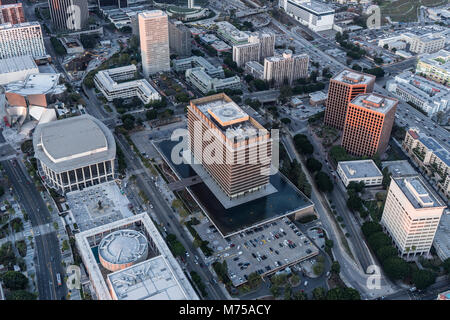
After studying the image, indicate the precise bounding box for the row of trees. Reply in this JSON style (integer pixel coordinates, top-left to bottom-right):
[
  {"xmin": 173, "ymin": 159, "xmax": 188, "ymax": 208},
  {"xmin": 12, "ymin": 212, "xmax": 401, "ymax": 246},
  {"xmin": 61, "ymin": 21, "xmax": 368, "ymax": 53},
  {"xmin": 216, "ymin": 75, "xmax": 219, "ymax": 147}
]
[{"xmin": 362, "ymin": 221, "xmax": 437, "ymax": 290}]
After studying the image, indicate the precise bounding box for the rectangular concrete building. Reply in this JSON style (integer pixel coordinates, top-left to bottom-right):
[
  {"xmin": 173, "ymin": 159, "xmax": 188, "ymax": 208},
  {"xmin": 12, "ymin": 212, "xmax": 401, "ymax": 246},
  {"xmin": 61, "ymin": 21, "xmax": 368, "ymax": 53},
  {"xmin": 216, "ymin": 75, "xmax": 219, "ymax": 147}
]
[
  {"xmin": 324, "ymin": 69, "xmax": 376, "ymax": 130},
  {"xmin": 337, "ymin": 159, "xmax": 383, "ymax": 187},
  {"xmin": 381, "ymin": 176, "xmax": 446, "ymax": 257},
  {"xmin": 342, "ymin": 93, "xmax": 398, "ymax": 157},
  {"xmin": 139, "ymin": 10, "xmax": 170, "ymax": 77}
]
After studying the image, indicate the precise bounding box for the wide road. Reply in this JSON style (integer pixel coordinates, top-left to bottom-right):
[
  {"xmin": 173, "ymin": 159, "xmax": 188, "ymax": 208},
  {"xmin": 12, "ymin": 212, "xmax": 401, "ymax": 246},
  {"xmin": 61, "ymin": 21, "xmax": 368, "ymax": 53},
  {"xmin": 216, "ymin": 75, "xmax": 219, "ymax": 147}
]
[
  {"xmin": 2, "ymin": 159, "xmax": 66, "ymax": 300},
  {"xmin": 114, "ymin": 134, "xmax": 227, "ymax": 300}
]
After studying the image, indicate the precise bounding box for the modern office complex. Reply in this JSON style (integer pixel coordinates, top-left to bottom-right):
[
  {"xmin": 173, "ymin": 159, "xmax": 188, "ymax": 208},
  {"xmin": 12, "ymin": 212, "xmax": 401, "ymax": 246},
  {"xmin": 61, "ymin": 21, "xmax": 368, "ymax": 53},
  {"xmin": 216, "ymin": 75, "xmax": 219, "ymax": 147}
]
[
  {"xmin": 402, "ymin": 129, "xmax": 450, "ymax": 200},
  {"xmin": 187, "ymin": 93, "xmax": 272, "ymax": 199},
  {"xmin": 279, "ymin": 0, "xmax": 335, "ymax": 32},
  {"xmin": 138, "ymin": 10, "xmax": 170, "ymax": 77},
  {"xmin": 0, "ymin": 3, "xmax": 25, "ymax": 25},
  {"xmin": 409, "ymin": 34, "xmax": 445, "ymax": 54},
  {"xmin": 232, "ymin": 32, "xmax": 275, "ymax": 67},
  {"xmin": 337, "ymin": 160, "xmax": 383, "ymax": 187},
  {"xmin": 415, "ymin": 50, "xmax": 449, "ymax": 85},
  {"xmin": 48, "ymin": 0, "xmax": 88, "ymax": 30},
  {"xmin": 263, "ymin": 50, "xmax": 309, "ymax": 86},
  {"xmin": 381, "ymin": 176, "xmax": 446, "ymax": 257},
  {"xmin": 75, "ymin": 213, "xmax": 199, "ymax": 300},
  {"xmin": 0, "ymin": 55, "xmax": 38, "ymax": 85},
  {"xmin": 185, "ymin": 67, "xmax": 241, "ymax": 94},
  {"xmin": 173, "ymin": 55, "xmax": 224, "ymax": 78},
  {"xmin": 0, "ymin": 22, "xmax": 46, "ymax": 59},
  {"xmin": 342, "ymin": 93, "xmax": 398, "ymax": 157},
  {"xmin": 94, "ymin": 65, "xmax": 161, "ymax": 104},
  {"xmin": 32, "ymin": 115, "xmax": 116, "ymax": 194},
  {"xmin": 168, "ymin": 19, "xmax": 191, "ymax": 57},
  {"xmin": 216, "ymin": 21, "xmax": 249, "ymax": 46},
  {"xmin": 386, "ymin": 71, "xmax": 449, "ymax": 117},
  {"xmin": 324, "ymin": 69, "xmax": 376, "ymax": 130}
]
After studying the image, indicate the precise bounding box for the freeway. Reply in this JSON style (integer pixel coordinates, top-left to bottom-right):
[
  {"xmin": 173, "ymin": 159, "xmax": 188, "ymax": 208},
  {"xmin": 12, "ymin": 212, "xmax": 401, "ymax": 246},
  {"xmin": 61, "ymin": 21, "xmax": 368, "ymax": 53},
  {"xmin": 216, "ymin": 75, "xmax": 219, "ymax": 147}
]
[
  {"xmin": 114, "ymin": 134, "xmax": 227, "ymax": 300},
  {"xmin": 2, "ymin": 159, "xmax": 66, "ymax": 300}
]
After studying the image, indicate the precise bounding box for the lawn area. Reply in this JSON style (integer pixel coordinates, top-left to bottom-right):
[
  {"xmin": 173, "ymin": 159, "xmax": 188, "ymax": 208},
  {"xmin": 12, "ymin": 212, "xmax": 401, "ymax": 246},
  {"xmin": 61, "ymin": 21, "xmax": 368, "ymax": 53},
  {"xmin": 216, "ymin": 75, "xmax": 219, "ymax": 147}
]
[{"xmin": 380, "ymin": 0, "xmax": 448, "ymax": 22}]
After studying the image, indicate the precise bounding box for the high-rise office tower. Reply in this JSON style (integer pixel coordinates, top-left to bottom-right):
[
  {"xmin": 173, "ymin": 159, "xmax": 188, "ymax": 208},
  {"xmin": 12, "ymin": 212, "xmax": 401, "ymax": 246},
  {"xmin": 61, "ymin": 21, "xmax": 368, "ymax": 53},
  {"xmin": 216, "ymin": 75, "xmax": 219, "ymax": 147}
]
[
  {"xmin": 187, "ymin": 93, "xmax": 272, "ymax": 199},
  {"xmin": 48, "ymin": 0, "xmax": 88, "ymax": 30},
  {"xmin": 0, "ymin": 3, "xmax": 25, "ymax": 25},
  {"xmin": 324, "ymin": 69, "xmax": 375, "ymax": 130},
  {"xmin": 168, "ymin": 19, "xmax": 191, "ymax": 57},
  {"xmin": 0, "ymin": 22, "xmax": 46, "ymax": 59},
  {"xmin": 381, "ymin": 175, "xmax": 445, "ymax": 257},
  {"xmin": 263, "ymin": 50, "xmax": 309, "ymax": 86},
  {"xmin": 257, "ymin": 32, "xmax": 275, "ymax": 60},
  {"xmin": 341, "ymin": 93, "xmax": 397, "ymax": 157},
  {"xmin": 138, "ymin": 10, "xmax": 170, "ymax": 78}
]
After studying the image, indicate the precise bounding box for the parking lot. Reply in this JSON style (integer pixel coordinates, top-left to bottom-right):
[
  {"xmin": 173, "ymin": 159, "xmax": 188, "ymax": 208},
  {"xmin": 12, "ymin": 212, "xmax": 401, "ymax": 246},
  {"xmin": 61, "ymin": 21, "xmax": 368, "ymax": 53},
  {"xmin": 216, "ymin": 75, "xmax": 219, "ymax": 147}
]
[{"xmin": 194, "ymin": 216, "xmax": 319, "ymax": 287}]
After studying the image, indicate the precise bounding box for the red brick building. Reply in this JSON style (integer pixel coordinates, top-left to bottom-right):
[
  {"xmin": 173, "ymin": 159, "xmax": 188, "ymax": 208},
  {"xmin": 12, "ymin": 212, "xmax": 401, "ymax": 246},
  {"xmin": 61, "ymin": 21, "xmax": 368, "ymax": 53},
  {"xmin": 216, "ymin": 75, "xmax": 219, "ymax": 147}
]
[
  {"xmin": 342, "ymin": 93, "xmax": 398, "ymax": 157},
  {"xmin": 324, "ymin": 69, "xmax": 375, "ymax": 130},
  {"xmin": 0, "ymin": 3, "xmax": 25, "ymax": 25}
]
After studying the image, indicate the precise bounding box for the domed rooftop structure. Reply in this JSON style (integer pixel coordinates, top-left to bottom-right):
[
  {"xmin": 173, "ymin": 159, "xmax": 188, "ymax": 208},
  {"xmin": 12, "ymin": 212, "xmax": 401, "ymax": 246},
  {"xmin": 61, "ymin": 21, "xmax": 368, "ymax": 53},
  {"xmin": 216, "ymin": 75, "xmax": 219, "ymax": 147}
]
[{"xmin": 98, "ymin": 229, "xmax": 148, "ymax": 272}]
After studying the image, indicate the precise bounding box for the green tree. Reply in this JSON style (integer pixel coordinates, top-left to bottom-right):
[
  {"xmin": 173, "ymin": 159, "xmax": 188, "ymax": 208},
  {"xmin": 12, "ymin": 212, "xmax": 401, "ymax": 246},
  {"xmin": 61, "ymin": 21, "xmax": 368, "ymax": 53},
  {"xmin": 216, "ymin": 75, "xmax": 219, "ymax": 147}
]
[
  {"xmin": 331, "ymin": 261, "xmax": 341, "ymax": 274},
  {"xmin": 326, "ymin": 287, "xmax": 360, "ymax": 300},
  {"xmin": 306, "ymin": 158, "xmax": 322, "ymax": 173},
  {"xmin": 6, "ymin": 290, "xmax": 37, "ymax": 300},
  {"xmin": 368, "ymin": 232, "xmax": 392, "ymax": 251},
  {"xmin": 292, "ymin": 290, "xmax": 307, "ymax": 300},
  {"xmin": 376, "ymin": 246, "xmax": 398, "ymax": 263},
  {"xmin": 247, "ymin": 272, "xmax": 262, "ymax": 289},
  {"xmin": 383, "ymin": 257, "xmax": 410, "ymax": 280},
  {"xmin": 312, "ymin": 287, "xmax": 327, "ymax": 300},
  {"xmin": 361, "ymin": 221, "xmax": 382, "ymax": 238},
  {"xmin": 270, "ymin": 285, "xmax": 281, "ymax": 298},
  {"xmin": 443, "ymin": 258, "xmax": 450, "ymax": 274},
  {"xmin": 1, "ymin": 271, "xmax": 28, "ymax": 290},
  {"xmin": 315, "ymin": 171, "xmax": 334, "ymax": 192},
  {"xmin": 412, "ymin": 269, "xmax": 436, "ymax": 290}
]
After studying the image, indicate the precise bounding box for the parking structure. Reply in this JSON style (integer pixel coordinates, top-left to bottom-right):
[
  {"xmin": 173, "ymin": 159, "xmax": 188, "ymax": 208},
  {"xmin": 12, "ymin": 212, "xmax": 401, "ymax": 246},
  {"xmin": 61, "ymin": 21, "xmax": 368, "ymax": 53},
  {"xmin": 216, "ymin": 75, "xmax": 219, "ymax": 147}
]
[{"xmin": 194, "ymin": 216, "xmax": 319, "ymax": 287}]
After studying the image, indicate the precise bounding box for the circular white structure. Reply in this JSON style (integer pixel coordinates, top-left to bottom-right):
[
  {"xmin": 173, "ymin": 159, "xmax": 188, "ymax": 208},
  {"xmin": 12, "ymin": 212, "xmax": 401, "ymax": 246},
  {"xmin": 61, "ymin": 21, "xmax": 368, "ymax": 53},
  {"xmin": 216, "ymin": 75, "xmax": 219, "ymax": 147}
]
[{"xmin": 98, "ymin": 230, "xmax": 148, "ymax": 272}]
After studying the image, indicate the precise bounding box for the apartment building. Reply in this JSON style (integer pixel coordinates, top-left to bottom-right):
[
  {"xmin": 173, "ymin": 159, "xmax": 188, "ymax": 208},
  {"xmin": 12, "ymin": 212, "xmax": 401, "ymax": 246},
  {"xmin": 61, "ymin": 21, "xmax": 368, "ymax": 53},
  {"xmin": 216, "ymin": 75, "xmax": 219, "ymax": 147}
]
[
  {"xmin": 263, "ymin": 50, "xmax": 309, "ymax": 86},
  {"xmin": 139, "ymin": 10, "xmax": 170, "ymax": 77},
  {"xmin": 386, "ymin": 71, "xmax": 449, "ymax": 116},
  {"xmin": 416, "ymin": 50, "xmax": 449, "ymax": 85},
  {"xmin": 168, "ymin": 19, "xmax": 191, "ymax": 57},
  {"xmin": 0, "ymin": 22, "xmax": 46, "ymax": 59},
  {"xmin": 402, "ymin": 129, "xmax": 450, "ymax": 200},
  {"xmin": 232, "ymin": 32, "xmax": 275, "ymax": 67},
  {"xmin": 324, "ymin": 69, "xmax": 376, "ymax": 130},
  {"xmin": 187, "ymin": 93, "xmax": 272, "ymax": 199},
  {"xmin": 48, "ymin": 0, "xmax": 88, "ymax": 30},
  {"xmin": 381, "ymin": 176, "xmax": 446, "ymax": 257},
  {"xmin": 0, "ymin": 3, "xmax": 25, "ymax": 24},
  {"xmin": 244, "ymin": 60, "xmax": 264, "ymax": 80},
  {"xmin": 342, "ymin": 93, "xmax": 398, "ymax": 157}
]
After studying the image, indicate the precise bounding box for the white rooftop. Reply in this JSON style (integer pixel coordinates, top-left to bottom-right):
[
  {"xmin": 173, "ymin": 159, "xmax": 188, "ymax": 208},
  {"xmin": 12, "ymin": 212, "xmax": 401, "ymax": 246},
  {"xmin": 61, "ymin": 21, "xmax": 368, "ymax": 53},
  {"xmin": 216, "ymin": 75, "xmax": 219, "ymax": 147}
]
[
  {"xmin": 4, "ymin": 73, "xmax": 65, "ymax": 95},
  {"xmin": 99, "ymin": 230, "xmax": 148, "ymax": 265},
  {"xmin": 351, "ymin": 93, "xmax": 397, "ymax": 115},
  {"xmin": 395, "ymin": 176, "xmax": 445, "ymax": 209},
  {"xmin": 333, "ymin": 69, "xmax": 375, "ymax": 85},
  {"xmin": 0, "ymin": 55, "xmax": 38, "ymax": 74},
  {"xmin": 338, "ymin": 160, "xmax": 383, "ymax": 180}
]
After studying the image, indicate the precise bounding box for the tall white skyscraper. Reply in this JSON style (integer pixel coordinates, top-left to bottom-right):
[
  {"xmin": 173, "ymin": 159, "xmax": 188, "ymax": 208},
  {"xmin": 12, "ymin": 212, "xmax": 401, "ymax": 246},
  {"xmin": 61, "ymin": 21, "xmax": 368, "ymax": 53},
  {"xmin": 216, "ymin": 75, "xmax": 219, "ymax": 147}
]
[
  {"xmin": 138, "ymin": 10, "xmax": 170, "ymax": 78},
  {"xmin": 0, "ymin": 22, "xmax": 46, "ymax": 59}
]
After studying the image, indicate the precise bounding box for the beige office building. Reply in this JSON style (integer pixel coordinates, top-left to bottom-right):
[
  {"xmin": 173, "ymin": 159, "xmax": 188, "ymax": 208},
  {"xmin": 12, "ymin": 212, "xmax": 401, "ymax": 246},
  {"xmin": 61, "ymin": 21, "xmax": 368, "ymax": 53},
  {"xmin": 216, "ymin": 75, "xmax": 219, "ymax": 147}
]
[
  {"xmin": 263, "ymin": 50, "xmax": 309, "ymax": 86},
  {"xmin": 139, "ymin": 10, "xmax": 170, "ymax": 78},
  {"xmin": 232, "ymin": 32, "xmax": 275, "ymax": 67},
  {"xmin": 381, "ymin": 176, "xmax": 446, "ymax": 257},
  {"xmin": 187, "ymin": 93, "xmax": 272, "ymax": 199}
]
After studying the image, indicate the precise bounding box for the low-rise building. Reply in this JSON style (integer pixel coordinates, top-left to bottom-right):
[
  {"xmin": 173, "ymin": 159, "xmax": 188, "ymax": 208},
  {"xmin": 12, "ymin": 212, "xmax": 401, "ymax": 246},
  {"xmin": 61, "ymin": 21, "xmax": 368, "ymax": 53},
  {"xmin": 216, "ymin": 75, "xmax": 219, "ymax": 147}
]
[
  {"xmin": 173, "ymin": 56, "xmax": 224, "ymax": 78},
  {"xmin": 215, "ymin": 21, "xmax": 249, "ymax": 46},
  {"xmin": 279, "ymin": 0, "xmax": 335, "ymax": 32},
  {"xmin": 0, "ymin": 55, "xmax": 38, "ymax": 85},
  {"xmin": 402, "ymin": 129, "xmax": 450, "ymax": 200},
  {"xmin": 185, "ymin": 67, "xmax": 241, "ymax": 94},
  {"xmin": 381, "ymin": 176, "xmax": 446, "ymax": 257},
  {"xmin": 415, "ymin": 50, "xmax": 449, "ymax": 85},
  {"xmin": 433, "ymin": 210, "xmax": 450, "ymax": 261},
  {"xmin": 33, "ymin": 114, "xmax": 116, "ymax": 194},
  {"xmin": 94, "ymin": 65, "xmax": 161, "ymax": 104},
  {"xmin": 386, "ymin": 71, "xmax": 449, "ymax": 116},
  {"xmin": 410, "ymin": 34, "xmax": 445, "ymax": 54},
  {"xmin": 337, "ymin": 160, "xmax": 383, "ymax": 187},
  {"xmin": 244, "ymin": 60, "xmax": 264, "ymax": 80},
  {"xmin": 309, "ymin": 91, "xmax": 327, "ymax": 106},
  {"xmin": 60, "ymin": 37, "xmax": 84, "ymax": 55}
]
